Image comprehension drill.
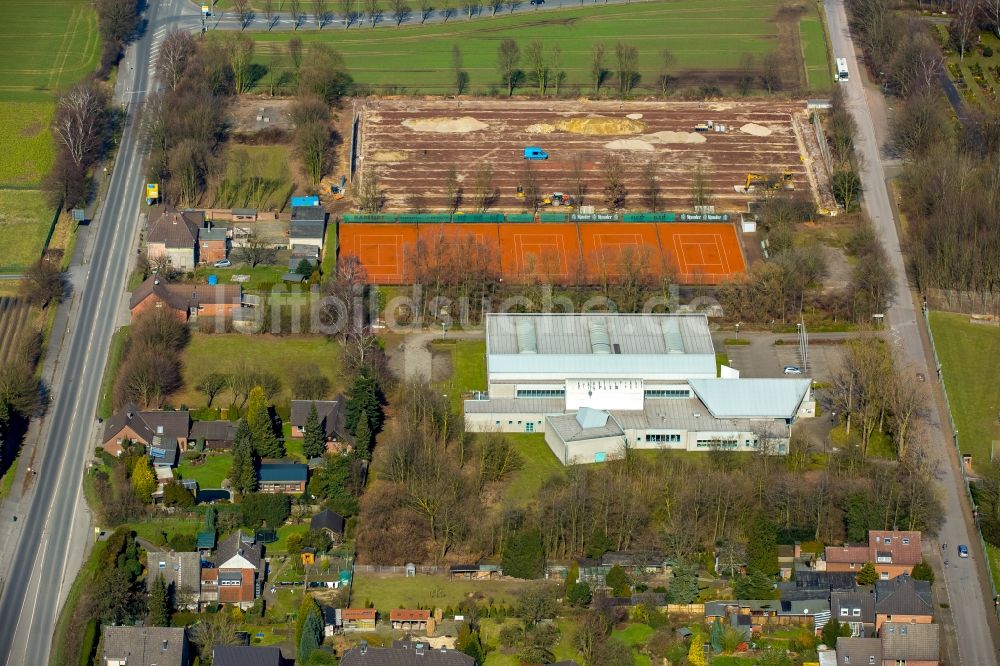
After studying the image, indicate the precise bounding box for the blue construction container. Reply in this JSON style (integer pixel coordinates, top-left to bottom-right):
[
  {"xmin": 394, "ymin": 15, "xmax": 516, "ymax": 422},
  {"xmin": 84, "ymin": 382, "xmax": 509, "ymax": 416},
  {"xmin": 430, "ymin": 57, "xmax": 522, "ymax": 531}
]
[
  {"xmin": 291, "ymin": 195, "xmax": 320, "ymax": 207},
  {"xmin": 207, "ymin": 275, "xmax": 218, "ymax": 286}
]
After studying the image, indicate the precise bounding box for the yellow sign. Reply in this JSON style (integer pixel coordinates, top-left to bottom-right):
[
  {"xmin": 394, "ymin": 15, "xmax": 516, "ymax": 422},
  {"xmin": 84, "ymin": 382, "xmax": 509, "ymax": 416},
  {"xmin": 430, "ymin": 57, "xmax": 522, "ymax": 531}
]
[{"xmin": 146, "ymin": 183, "xmax": 159, "ymax": 199}]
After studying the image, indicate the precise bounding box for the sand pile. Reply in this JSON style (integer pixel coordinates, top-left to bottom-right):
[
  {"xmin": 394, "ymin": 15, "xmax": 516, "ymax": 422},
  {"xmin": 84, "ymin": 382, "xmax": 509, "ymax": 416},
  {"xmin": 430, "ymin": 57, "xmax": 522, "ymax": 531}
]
[
  {"xmin": 740, "ymin": 123, "xmax": 772, "ymax": 137},
  {"xmin": 641, "ymin": 131, "xmax": 706, "ymax": 144},
  {"xmin": 402, "ymin": 117, "xmax": 488, "ymax": 133},
  {"xmin": 525, "ymin": 123, "xmax": 556, "ymax": 134},
  {"xmin": 626, "ymin": 113, "xmax": 644, "ymax": 120},
  {"xmin": 370, "ymin": 150, "xmax": 408, "ymax": 162},
  {"xmin": 528, "ymin": 116, "xmax": 647, "ymax": 135},
  {"xmin": 604, "ymin": 139, "xmax": 655, "ymax": 151}
]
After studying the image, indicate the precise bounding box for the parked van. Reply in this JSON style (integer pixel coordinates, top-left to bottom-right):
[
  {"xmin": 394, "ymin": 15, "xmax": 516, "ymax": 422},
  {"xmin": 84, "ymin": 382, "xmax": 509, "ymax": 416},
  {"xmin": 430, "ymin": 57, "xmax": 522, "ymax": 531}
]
[{"xmin": 523, "ymin": 146, "xmax": 549, "ymax": 160}]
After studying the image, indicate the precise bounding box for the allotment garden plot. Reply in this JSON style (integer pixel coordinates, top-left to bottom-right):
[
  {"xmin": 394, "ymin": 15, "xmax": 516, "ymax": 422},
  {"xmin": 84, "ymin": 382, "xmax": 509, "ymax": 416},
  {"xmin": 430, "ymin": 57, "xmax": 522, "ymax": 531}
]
[{"xmin": 357, "ymin": 99, "xmax": 824, "ymax": 212}]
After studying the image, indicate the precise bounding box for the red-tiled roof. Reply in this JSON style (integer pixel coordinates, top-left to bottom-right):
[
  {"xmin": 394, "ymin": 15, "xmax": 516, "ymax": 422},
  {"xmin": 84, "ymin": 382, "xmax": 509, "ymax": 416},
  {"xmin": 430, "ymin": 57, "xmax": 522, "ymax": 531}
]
[
  {"xmin": 825, "ymin": 530, "xmax": 922, "ymax": 566},
  {"xmin": 390, "ymin": 609, "xmax": 431, "ymax": 621},
  {"xmin": 825, "ymin": 544, "xmax": 869, "ymax": 564},
  {"xmin": 341, "ymin": 608, "xmax": 377, "ymax": 620}
]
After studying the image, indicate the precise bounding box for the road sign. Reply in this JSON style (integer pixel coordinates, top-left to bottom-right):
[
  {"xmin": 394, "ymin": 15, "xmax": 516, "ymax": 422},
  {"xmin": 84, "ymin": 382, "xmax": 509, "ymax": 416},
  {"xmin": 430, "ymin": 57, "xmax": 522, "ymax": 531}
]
[
  {"xmin": 146, "ymin": 183, "xmax": 159, "ymax": 200},
  {"xmin": 202, "ymin": 4, "xmax": 211, "ymax": 14}
]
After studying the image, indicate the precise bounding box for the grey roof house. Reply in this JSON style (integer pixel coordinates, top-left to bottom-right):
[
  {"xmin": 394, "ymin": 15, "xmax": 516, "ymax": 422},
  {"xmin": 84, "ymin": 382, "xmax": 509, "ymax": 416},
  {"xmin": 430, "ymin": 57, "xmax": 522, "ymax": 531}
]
[
  {"xmin": 289, "ymin": 206, "xmax": 327, "ymax": 251},
  {"xmin": 189, "ymin": 420, "xmax": 238, "ymax": 449},
  {"xmin": 258, "ymin": 462, "xmax": 308, "ymax": 493},
  {"xmin": 874, "ymin": 575, "xmax": 932, "ymax": 625},
  {"xmin": 311, "ymin": 508, "xmax": 346, "ymax": 537},
  {"xmin": 101, "ymin": 626, "xmax": 189, "ymax": 666},
  {"xmin": 834, "ymin": 637, "xmax": 882, "ymax": 666},
  {"xmin": 290, "ymin": 399, "xmax": 340, "ymax": 440},
  {"xmin": 831, "ymin": 586, "xmax": 875, "ymax": 637},
  {"xmin": 213, "ymin": 645, "xmax": 283, "ymax": 666},
  {"xmin": 880, "ymin": 622, "xmax": 939, "ymax": 663},
  {"xmin": 340, "ymin": 641, "xmax": 474, "ymax": 666}
]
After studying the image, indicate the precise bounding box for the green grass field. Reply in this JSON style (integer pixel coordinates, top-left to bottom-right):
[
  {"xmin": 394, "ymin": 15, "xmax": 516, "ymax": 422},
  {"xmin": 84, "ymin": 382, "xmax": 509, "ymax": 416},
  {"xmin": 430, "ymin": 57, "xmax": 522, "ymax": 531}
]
[
  {"xmin": 433, "ymin": 337, "xmax": 486, "ymax": 411},
  {"xmin": 928, "ymin": 311, "xmax": 1000, "ymax": 469},
  {"xmin": 800, "ymin": 12, "xmax": 831, "ymax": 92},
  {"xmin": 97, "ymin": 326, "xmax": 130, "ymax": 420},
  {"xmin": 214, "ymin": 144, "xmax": 295, "ymax": 211},
  {"xmin": 175, "ymin": 333, "xmax": 343, "ymax": 410},
  {"xmin": 248, "ymin": 0, "xmax": 829, "ymax": 95},
  {"xmin": 178, "ymin": 452, "xmax": 234, "ymax": 488},
  {"xmin": 503, "ymin": 432, "xmax": 563, "ymax": 506},
  {"xmin": 0, "ymin": 189, "xmax": 56, "ymax": 272},
  {"xmin": 0, "ymin": 102, "xmax": 56, "ymax": 186}
]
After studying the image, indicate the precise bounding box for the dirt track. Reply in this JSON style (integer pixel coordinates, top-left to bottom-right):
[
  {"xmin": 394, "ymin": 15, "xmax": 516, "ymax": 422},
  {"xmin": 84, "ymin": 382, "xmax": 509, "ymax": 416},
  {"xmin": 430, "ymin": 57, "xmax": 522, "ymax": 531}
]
[{"xmin": 357, "ymin": 99, "xmax": 828, "ymax": 212}]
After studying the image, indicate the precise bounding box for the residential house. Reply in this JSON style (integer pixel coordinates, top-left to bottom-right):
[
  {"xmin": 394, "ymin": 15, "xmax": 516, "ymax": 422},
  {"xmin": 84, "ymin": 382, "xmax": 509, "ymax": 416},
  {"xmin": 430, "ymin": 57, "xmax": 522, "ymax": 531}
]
[
  {"xmin": 189, "ymin": 420, "xmax": 237, "ymax": 450},
  {"xmin": 825, "ymin": 530, "xmax": 922, "ymax": 580},
  {"xmin": 149, "ymin": 438, "xmax": 180, "ymax": 468},
  {"xmin": 288, "ymin": 246, "xmax": 319, "ymax": 273},
  {"xmin": 835, "ymin": 637, "xmax": 882, "ymax": 666},
  {"xmin": 101, "ymin": 626, "xmax": 189, "ymax": 666},
  {"xmin": 390, "ymin": 609, "xmax": 434, "ymax": 633},
  {"xmin": 310, "ymin": 508, "xmax": 346, "ymax": 539},
  {"xmin": 101, "ymin": 404, "xmax": 190, "ymax": 457},
  {"xmin": 290, "ymin": 399, "xmax": 340, "ymax": 441},
  {"xmin": 289, "ymin": 206, "xmax": 327, "ymax": 251},
  {"xmin": 576, "ymin": 551, "xmax": 671, "ymax": 587},
  {"xmin": 777, "ymin": 544, "xmax": 800, "ymax": 580},
  {"xmin": 704, "ymin": 599, "xmax": 830, "ymax": 634},
  {"xmin": 831, "ymin": 586, "xmax": 875, "ymax": 638},
  {"xmin": 874, "ymin": 575, "xmax": 933, "ymax": 632},
  {"xmin": 340, "ymin": 641, "xmax": 473, "ymax": 666},
  {"xmin": 213, "ymin": 646, "xmax": 282, "ymax": 666},
  {"xmin": 259, "ymin": 462, "xmax": 308, "ymax": 494},
  {"xmin": 146, "ymin": 550, "xmax": 201, "ymax": 609},
  {"xmin": 147, "ymin": 205, "xmax": 203, "ymax": 270},
  {"xmin": 198, "ymin": 223, "xmax": 228, "ymax": 265},
  {"xmin": 781, "ymin": 569, "xmax": 859, "ymax": 599},
  {"xmin": 324, "ymin": 607, "xmax": 377, "ymax": 634},
  {"xmin": 201, "ymin": 530, "xmax": 263, "ymax": 609},
  {"xmin": 880, "ymin": 622, "xmax": 939, "ymax": 666},
  {"xmin": 130, "ymin": 276, "xmax": 243, "ymax": 322}
]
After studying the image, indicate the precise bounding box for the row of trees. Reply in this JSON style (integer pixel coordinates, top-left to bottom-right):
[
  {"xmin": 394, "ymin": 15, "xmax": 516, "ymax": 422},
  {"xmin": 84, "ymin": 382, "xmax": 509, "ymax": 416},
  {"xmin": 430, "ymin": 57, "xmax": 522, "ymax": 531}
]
[
  {"xmin": 848, "ymin": 0, "xmax": 1000, "ymax": 296},
  {"xmin": 113, "ymin": 308, "xmax": 189, "ymax": 409}
]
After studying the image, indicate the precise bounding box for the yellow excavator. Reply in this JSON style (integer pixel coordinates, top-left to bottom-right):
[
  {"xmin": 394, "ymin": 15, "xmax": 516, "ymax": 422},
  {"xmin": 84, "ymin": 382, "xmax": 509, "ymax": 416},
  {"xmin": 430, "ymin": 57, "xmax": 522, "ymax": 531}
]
[{"xmin": 736, "ymin": 171, "xmax": 795, "ymax": 194}]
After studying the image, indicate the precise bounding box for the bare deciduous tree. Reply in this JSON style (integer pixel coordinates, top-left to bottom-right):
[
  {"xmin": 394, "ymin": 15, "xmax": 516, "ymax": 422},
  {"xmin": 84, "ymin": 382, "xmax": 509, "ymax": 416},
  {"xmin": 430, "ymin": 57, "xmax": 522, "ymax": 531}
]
[
  {"xmin": 390, "ymin": 0, "xmax": 411, "ymax": 26},
  {"xmin": 640, "ymin": 158, "xmax": 661, "ymax": 211},
  {"xmin": 736, "ymin": 53, "xmax": 756, "ymax": 95},
  {"xmin": 358, "ymin": 165, "xmax": 385, "ymax": 212},
  {"xmin": 445, "ymin": 164, "xmax": 462, "ymax": 213},
  {"xmin": 234, "ymin": 228, "xmax": 277, "ymax": 267},
  {"xmin": 473, "ymin": 164, "xmax": 496, "ymax": 211},
  {"xmin": 602, "ymin": 154, "xmax": 626, "ymax": 211},
  {"xmin": 452, "ymin": 44, "xmax": 468, "ymax": 94},
  {"xmin": 157, "ymin": 31, "xmax": 195, "ymax": 90},
  {"xmin": 312, "ymin": 0, "xmax": 329, "ymax": 27},
  {"xmin": 525, "ymin": 40, "xmax": 547, "ymax": 95},
  {"xmin": 591, "ymin": 41, "xmax": 607, "ymax": 93},
  {"xmin": 420, "ymin": 0, "xmax": 434, "ymax": 22},
  {"xmin": 288, "ymin": 37, "xmax": 304, "ymax": 70},
  {"xmin": 290, "ymin": 0, "xmax": 303, "ymax": 28},
  {"xmin": 366, "ymin": 0, "xmax": 381, "ymax": 26},
  {"xmin": 223, "ymin": 33, "xmax": 255, "ymax": 93},
  {"xmin": 615, "ymin": 42, "xmax": 639, "ymax": 97},
  {"xmin": 520, "ymin": 162, "xmax": 540, "ymax": 212},
  {"xmin": 689, "ymin": 164, "xmax": 713, "ymax": 207},
  {"xmin": 571, "ymin": 154, "xmax": 587, "ymax": 205},
  {"xmin": 949, "ymin": 0, "xmax": 979, "ymax": 62},
  {"xmin": 497, "ymin": 38, "xmax": 520, "ymax": 96},
  {"xmin": 760, "ymin": 51, "xmax": 782, "ymax": 93},
  {"xmin": 658, "ymin": 48, "xmax": 675, "ymax": 96},
  {"xmin": 53, "ymin": 81, "xmax": 107, "ymax": 168},
  {"xmin": 232, "ymin": 0, "xmax": 253, "ymax": 29},
  {"xmin": 20, "ymin": 254, "xmax": 66, "ymax": 308}
]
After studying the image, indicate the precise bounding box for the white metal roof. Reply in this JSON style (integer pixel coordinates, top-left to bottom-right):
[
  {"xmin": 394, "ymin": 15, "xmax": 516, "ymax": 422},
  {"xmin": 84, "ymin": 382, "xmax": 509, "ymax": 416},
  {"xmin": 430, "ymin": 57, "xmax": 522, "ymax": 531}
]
[
  {"xmin": 688, "ymin": 378, "xmax": 811, "ymax": 419},
  {"xmin": 486, "ymin": 313, "xmax": 714, "ymax": 355},
  {"xmin": 487, "ymin": 353, "xmax": 718, "ymax": 380}
]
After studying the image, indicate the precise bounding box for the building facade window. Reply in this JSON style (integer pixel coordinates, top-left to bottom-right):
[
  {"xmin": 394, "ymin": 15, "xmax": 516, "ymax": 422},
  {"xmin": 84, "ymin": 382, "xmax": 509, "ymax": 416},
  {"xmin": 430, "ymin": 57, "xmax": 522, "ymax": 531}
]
[
  {"xmin": 516, "ymin": 389, "xmax": 565, "ymax": 398},
  {"xmin": 525, "ymin": 422, "xmax": 534, "ymax": 433},
  {"xmin": 645, "ymin": 433, "xmax": 681, "ymax": 443},
  {"xmin": 644, "ymin": 389, "xmax": 691, "ymax": 398}
]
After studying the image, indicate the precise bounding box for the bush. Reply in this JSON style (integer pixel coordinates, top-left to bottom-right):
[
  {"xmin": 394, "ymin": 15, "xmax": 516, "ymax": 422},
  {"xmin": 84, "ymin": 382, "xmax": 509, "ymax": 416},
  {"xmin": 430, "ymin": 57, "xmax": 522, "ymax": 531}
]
[{"xmin": 984, "ymin": 46, "xmax": 994, "ymax": 57}]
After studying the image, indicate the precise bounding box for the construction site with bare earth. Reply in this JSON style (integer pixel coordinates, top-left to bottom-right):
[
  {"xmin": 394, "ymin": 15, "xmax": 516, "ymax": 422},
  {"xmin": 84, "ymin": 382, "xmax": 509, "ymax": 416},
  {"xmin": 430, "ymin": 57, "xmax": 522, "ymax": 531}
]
[{"xmin": 340, "ymin": 98, "xmax": 833, "ymax": 285}]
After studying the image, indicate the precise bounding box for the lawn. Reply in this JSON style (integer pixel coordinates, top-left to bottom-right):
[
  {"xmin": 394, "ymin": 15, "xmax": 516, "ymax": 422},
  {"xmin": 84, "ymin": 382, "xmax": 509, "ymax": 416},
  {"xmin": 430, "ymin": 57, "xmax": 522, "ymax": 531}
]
[
  {"xmin": 97, "ymin": 326, "xmax": 129, "ymax": 420},
  {"xmin": 248, "ymin": 0, "xmax": 825, "ymax": 95},
  {"xmin": 612, "ymin": 622, "xmax": 655, "ymax": 647},
  {"xmin": 800, "ymin": 10, "xmax": 832, "ymax": 92},
  {"xmin": 0, "ymin": 0, "xmax": 99, "ymax": 190},
  {"xmin": 0, "ymin": 189, "xmax": 56, "ymax": 272},
  {"xmin": 178, "ymin": 452, "xmax": 234, "ymax": 489},
  {"xmin": 321, "ymin": 222, "xmax": 338, "ymax": 276},
  {"xmin": 434, "ymin": 337, "xmax": 486, "ymax": 411},
  {"xmin": 173, "ymin": 333, "xmax": 343, "ymax": 411},
  {"xmin": 987, "ymin": 543, "xmax": 1000, "ymax": 592},
  {"xmin": 502, "ymin": 433, "xmax": 563, "ymax": 506},
  {"xmin": 351, "ymin": 573, "xmax": 536, "ymax": 612},
  {"xmin": 192, "ymin": 262, "xmax": 290, "ymax": 291},
  {"xmin": 212, "ymin": 144, "xmax": 295, "ymax": 211},
  {"xmin": 270, "ymin": 522, "xmax": 311, "ymax": 553},
  {"xmin": 928, "ymin": 311, "xmax": 1000, "ymax": 470},
  {"xmin": 940, "ymin": 29, "xmax": 1000, "ymax": 112}
]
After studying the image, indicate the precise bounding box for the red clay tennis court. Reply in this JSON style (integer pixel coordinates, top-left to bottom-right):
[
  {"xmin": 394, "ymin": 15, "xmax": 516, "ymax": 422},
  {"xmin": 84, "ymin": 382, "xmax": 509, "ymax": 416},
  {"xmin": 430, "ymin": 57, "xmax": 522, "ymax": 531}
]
[{"xmin": 339, "ymin": 222, "xmax": 746, "ymax": 285}]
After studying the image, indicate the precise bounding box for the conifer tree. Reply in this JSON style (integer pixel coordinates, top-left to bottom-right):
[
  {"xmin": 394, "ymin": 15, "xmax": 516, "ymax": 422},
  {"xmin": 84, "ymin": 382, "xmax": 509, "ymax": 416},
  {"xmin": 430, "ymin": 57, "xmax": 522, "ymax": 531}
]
[{"xmin": 302, "ymin": 402, "xmax": 327, "ymax": 459}]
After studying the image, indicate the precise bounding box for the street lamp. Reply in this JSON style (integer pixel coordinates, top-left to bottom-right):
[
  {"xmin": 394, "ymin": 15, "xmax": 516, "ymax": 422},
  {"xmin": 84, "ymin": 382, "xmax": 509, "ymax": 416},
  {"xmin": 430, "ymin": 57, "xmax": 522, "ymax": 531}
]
[{"xmin": 735, "ymin": 322, "xmax": 741, "ymax": 339}]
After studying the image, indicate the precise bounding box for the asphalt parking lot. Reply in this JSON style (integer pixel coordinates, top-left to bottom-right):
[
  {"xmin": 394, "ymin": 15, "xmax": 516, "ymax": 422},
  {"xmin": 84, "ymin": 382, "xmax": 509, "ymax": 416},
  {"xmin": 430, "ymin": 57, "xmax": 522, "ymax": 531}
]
[{"xmin": 712, "ymin": 331, "xmax": 854, "ymax": 382}]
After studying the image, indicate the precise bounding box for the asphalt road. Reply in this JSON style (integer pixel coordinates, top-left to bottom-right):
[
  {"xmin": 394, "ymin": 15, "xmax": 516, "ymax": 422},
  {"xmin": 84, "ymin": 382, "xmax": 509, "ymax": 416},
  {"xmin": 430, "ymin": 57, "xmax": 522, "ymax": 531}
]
[
  {"xmin": 824, "ymin": 0, "xmax": 999, "ymax": 662},
  {"xmin": 0, "ymin": 0, "xmax": 197, "ymax": 662}
]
